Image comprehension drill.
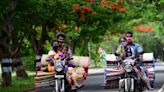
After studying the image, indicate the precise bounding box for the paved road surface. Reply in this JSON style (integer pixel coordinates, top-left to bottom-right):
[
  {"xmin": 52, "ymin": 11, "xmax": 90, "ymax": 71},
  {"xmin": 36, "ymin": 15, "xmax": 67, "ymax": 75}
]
[{"xmin": 31, "ymin": 63, "xmax": 164, "ymax": 92}]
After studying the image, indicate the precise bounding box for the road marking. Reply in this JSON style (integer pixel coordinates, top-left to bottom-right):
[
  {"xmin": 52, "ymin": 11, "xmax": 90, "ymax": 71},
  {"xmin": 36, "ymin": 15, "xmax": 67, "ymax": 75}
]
[{"xmin": 158, "ymin": 84, "xmax": 164, "ymax": 92}]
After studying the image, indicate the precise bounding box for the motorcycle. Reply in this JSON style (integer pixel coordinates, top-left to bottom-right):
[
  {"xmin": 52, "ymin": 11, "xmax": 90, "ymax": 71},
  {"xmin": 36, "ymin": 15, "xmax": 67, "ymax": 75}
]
[
  {"xmin": 119, "ymin": 58, "xmax": 147, "ymax": 92},
  {"xmin": 46, "ymin": 54, "xmax": 89, "ymax": 92},
  {"xmin": 53, "ymin": 59, "xmax": 67, "ymax": 92},
  {"xmin": 47, "ymin": 57, "xmax": 73, "ymax": 92}
]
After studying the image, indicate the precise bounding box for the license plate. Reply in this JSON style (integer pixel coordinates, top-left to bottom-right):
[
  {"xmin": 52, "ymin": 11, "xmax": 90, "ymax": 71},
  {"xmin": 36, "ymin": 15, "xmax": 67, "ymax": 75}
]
[{"xmin": 55, "ymin": 75, "xmax": 64, "ymax": 78}]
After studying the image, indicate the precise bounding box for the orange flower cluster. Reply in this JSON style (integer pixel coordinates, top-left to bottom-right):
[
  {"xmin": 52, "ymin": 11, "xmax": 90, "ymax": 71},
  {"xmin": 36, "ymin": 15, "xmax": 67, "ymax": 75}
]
[
  {"xmin": 72, "ymin": 4, "xmax": 93, "ymax": 21},
  {"xmin": 72, "ymin": 4, "xmax": 80, "ymax": 11},
  {"xmin": 112, "ymin": 3, "xmax": 120, "ymax": 9},
  {"xmin": 119, "ymin": 7, "xmax": 127, "ymax": 12},
  {"xmin": 100, "ymin": 0, "xmax": 112, "ymax": 6},
  {"xmin": 81, "ymin": 6, "xmax": 92, "ymax": 14},
  {"xmin": 99, "ymin": 0, "xmax": 127, "ymax": 13},
  {"xmin": 72, "ymin": 4, "xmax": 92, "ymax": 14},
  {"xmin": 112, "ymin": 4, "xmax": 127, "ymax": 12},
  {"xmin": 80, "ymin": 6, "xmax": 92, "ymax": 21},
  {"xmin": 117, "ymin": 0, "xmax": 124, "ymax": 5},
  {"xmin": 112, "ymin": 0, "xmax": 127, "ymax": 12},
  {"xmin": 83, "ymin": 0, "xmax": 96, "ymax": 2},
  {"xmin": 134, "ymin": 25, "xmax": 153, "ymax": 32}
]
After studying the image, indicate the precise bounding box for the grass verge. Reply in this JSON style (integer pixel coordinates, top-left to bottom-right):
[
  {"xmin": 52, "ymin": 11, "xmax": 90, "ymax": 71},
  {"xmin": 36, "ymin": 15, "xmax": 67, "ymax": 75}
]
[{"xmin": 0, "ymin": 72, "xmax": 35, "ymax": 92}]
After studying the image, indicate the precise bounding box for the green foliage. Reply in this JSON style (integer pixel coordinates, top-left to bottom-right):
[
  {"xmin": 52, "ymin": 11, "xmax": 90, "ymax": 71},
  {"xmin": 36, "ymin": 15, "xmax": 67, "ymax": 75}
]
[
  {"xmin": 44, "ymin": 40, "xmax": 52, "ymax": 53},
  {"xmin": 22, "ymin": 56, "xmax": 35, "ymax": 71},
  {"xmin": 0, "ymin": 0, "xmax": 163, "ymax": 66},
  {"xmin": 160, "ymin": 0, "xmax": 164, "ymax": 3},
  {"xmin": 21, "ymin": 39, "xmax": 34, "ymax": 56},
  {"xmin": 96, "ymin": 0, "xmax": 164, "ymax": 62},
  {"xmin": 0, "ymin": 75, "xmax": 34, "ymax": 92}
]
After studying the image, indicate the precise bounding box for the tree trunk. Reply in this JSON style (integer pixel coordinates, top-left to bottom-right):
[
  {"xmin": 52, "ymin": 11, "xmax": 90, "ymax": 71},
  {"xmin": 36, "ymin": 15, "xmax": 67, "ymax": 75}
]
[
  {"xmin": 35, "ymin": 54, "xmax": 42, "ymax": 71},
  {"xmin": 1, "ymin": 58, "xmax": 12, "ymax": 87},
  {"xmin": 12, "ymin": 50, "xmax": 27, "ymax": 78},
  {"xmin": 70, "ymin": 39, "xmax": 76, "ymax": 55},
  {"xmin": 31, "ymin": 21, "xmax": 48, "ymax": 71},
  {"xmin": 10, "ymin": 22, "xmax": 27, "ymax": 78},
  {"xmin": 13, "ymin": 58, "xmax": 27, "ymax": 78},
  {"xmin": 80, "ymin": 37, "xmax": 88, "ymax": 56},
  {"xmin": 31, "ymin": 35, "xmax": 44, "ymax": 71},
  {"xmin": 0, "ymin": 0, "xmax": 17, "ymax": 87}
]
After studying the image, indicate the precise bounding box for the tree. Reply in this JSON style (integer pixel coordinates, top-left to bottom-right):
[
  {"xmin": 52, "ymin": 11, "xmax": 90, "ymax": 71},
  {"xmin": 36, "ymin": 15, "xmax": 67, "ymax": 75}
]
[
  {"xmin": 0, "ymin": 0, "xmax": 39, "ymax": 86},
  {"xmin": 0, "ymin": 0, "xmax": 17, "ymax": 87},
  {"xmin": 28, "ymin": 0, "xmax": 72, "ymax": 70}
]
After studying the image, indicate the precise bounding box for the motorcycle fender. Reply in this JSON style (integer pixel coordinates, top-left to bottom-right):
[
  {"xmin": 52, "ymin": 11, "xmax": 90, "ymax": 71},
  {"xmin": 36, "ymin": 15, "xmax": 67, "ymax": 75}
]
[
  {"xmin": 125, "ymin": 78, "xmax": 128, "ymax": 92},
  {"xmin": 125, "ymin": 78, "xmax": 134, "ymax": 92},
  {"xmin": 130, "ymin": 78, "xmax": 134, "ymax": 91}
]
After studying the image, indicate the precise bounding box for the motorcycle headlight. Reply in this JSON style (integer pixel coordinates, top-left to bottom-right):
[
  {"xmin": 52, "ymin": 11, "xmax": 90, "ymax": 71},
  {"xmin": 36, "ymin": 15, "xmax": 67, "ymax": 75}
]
[
  {"xmin": 125, "ymin": 64, "xmax": 133, "ymax": 72},
  {"xmin": 55, "ymin": 62, "xmax": 63, "ymax": 72}
]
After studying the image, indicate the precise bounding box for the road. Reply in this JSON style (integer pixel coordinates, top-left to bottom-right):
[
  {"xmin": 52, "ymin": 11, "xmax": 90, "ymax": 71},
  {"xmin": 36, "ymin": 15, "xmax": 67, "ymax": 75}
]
[
  {"xmin": 32, "ymin": 63, "xmax": 164, "ymax": 92},
  {"xmin": 78, "ymin": 72, "xmax": 164, "ymax": 92}
]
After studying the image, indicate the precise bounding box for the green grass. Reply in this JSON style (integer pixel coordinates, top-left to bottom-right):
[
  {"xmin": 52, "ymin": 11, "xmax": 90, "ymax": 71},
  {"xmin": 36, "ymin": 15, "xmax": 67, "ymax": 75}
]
[{"xmin": 0, "ymin": 74, "xmax": 35, "ymax": 92}]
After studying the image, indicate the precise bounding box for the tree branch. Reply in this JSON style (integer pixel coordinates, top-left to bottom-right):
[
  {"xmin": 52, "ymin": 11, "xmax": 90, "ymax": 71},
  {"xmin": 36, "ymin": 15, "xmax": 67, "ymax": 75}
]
[
  {"xmin": 11, "ymin": 35, "xmax": 24, "ymax": 58},
  {"xmin": 31, "ymin": 35, "xmax": 38, "ymax": 53}
]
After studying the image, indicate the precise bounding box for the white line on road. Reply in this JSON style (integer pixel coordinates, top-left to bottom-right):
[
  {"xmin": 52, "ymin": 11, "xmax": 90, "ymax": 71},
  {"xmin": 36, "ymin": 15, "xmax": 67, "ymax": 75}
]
[{"xmin": 158, "ymin": 84, "xmax": 164, "ymax": 92}]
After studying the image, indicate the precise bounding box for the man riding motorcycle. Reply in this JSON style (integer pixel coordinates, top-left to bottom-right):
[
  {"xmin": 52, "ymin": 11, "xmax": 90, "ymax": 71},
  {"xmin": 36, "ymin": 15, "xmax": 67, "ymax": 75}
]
[
  {"xmin": 46, "ymin": 33, "xmax": 81, "ymax": 90},
  {"xmin": 116, "ymin": 32, "xmax": 153, "ymax": 90}
]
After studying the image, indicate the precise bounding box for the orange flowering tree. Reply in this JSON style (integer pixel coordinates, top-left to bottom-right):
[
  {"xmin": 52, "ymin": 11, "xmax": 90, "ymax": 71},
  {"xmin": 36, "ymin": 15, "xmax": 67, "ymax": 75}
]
[
  {"xmin": 70, "ymin": 0, "xmax": 128, "ymax": 38},
  {"xmin": 63, "ymin": 0, "xmax": 129, "ymax": 55},
  {"xmin": 134, "ymin": 25, "xmax": 153, "ymax": 32},
  {"xmin": 97, "ymin": 0, "xmax": 164, "ymax": 61}
]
